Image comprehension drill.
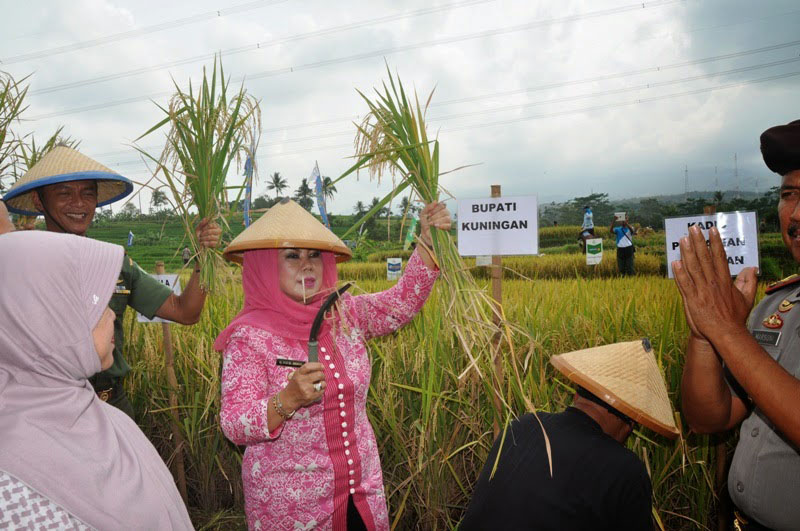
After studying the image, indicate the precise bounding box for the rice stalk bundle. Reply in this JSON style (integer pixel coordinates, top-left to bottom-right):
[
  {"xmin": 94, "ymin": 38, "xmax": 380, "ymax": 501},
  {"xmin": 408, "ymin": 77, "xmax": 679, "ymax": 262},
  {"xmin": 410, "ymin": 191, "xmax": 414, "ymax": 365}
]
[
  {"xmin": 124, "ymin": 275, "xmax": 722, "ymax": 529},
  {"xmin": 0, "ymin": 71, "xmax": 29, "ymax": 194},
  {"xmin": 137, "ymin": 57, "xmax": 261, "ymax": 291},
  {"xmin": 335, "ymin": 65, "xmax": 526, "ymax": 426}
]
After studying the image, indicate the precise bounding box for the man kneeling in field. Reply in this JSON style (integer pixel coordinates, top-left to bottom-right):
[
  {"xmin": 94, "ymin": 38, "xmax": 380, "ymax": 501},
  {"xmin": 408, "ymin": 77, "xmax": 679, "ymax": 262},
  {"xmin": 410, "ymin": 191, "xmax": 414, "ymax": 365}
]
[{"xmin": 461, "ymin": 340, "xmax": 679, "ymax": 531}]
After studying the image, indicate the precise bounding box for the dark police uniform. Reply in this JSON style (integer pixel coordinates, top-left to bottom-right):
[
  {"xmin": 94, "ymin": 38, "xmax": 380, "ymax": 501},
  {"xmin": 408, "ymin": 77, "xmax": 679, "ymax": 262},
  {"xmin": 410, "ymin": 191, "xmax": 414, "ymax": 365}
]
[
  {"xmin": 90, "ymin": 255, "xmax": 172, "ymax": 418},
  {"xmin": 727, "ymin": 276, "xmax": 800, "ymax": 530}
]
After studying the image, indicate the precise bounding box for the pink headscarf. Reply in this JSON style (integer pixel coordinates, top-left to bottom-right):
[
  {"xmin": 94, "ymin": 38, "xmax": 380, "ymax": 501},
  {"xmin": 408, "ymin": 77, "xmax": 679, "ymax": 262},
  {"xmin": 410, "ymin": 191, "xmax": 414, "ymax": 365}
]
[
  {"xmin": 0, "ymin": 231, "xmax": 192, "ymax": 530},
  {"xmin": 214, "ymin": 248, "xmax": 339, "ymax": 349}
]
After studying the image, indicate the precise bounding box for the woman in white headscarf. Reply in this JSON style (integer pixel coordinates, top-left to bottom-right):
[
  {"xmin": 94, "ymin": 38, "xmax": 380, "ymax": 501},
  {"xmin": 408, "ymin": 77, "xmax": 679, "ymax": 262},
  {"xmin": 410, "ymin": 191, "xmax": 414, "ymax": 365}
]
[{"xmin": 0, "ymin": 231, "xmax": 193, "ymax": 530}]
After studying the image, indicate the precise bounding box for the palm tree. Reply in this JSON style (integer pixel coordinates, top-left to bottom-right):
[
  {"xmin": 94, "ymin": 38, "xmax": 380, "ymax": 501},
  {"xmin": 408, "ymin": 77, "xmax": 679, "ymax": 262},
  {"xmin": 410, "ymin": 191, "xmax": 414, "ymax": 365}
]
[
  {"xmin": 266, "ymin": 171, "xmax": 288, "ymax": 199},
  {"xmin": 151, "ymin": 188, "xmax": 169, "ymax": 211},
  {"xmin": 322, "ymin": 176, "xmax": 337, "ymax": 203},
  {"xmin": 353, "ymin": 200, "xmax": 366, "ymax": 216},
  {"xmin": 294, "ymin": 178, "xmax": 314, "ymax": 210},
  {"xmin": 370, "ymin": 196, "xmax": 389, "ymax": 218},
  {"xmin": 397, "ymin": 195, "xmax": 420, "ymax": 217}
]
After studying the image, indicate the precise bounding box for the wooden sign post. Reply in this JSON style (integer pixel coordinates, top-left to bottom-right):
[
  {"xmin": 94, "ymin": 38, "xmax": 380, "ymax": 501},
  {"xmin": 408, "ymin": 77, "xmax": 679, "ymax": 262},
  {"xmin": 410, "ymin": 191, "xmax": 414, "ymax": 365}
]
[
  {"xmin": 490, "ymin": 185, "xmax": 504, "ymax": 439},
  {"xmin": 154, "ymin": 261, "xmax": 188, "ymax": 504}
]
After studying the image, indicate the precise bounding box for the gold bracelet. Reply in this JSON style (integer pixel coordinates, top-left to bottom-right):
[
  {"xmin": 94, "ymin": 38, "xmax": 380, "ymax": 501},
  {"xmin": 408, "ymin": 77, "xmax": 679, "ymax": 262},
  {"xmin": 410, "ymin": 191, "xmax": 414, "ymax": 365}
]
[{"xmin": 273, "ymin": 392, "xmax": 295, "ymax": 420}]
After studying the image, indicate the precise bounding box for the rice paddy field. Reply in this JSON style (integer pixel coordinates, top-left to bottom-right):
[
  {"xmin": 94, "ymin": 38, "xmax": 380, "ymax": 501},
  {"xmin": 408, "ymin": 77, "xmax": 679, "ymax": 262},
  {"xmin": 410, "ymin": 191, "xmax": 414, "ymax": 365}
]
[{"xmin": 120, "ymin": 237, "xmax": 777, "ymax": 529}]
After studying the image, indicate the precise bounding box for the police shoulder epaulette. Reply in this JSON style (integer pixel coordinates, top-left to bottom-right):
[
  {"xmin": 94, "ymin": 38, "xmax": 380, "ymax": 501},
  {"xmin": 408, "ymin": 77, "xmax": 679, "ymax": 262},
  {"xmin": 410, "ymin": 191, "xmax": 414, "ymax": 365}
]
[{"xmin": 765, "ymin": 274, "xmax": 800, "ymax": 294}]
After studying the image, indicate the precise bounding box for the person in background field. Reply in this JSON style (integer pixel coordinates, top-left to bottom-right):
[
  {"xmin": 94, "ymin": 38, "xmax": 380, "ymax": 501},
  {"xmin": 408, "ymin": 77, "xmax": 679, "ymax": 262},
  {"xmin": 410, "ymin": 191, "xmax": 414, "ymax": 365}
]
[
  {"xmin": 0, "ymin": 231, "xmax": 192, "ymax": 530},
  {"xmin": 581, "ymin": 204, "xmax": 594, "ymax": 235},
  {"xmin": 460, "ymin": 340, "xmax": 678, "ymax": 531},
  {"xmin": 578, "ymin": 205, "xmax": 595, "ymax": 253},
  {"xmin": 674, "ymin": 119, "xmax": 800, "ymax": 530},
  {"xmin": 2, "ymin": 146, "xmax": 221, "ymax": 419},
  {"xmin": 610, "ymin": 214, "xmax": 636, "ymax": 276},
  {"xmin": 0, "ymin": 201, "xmax": 12, "ymax": 235},
  {"xmin": 215, "ymin": 198, "xmax": 451, "ymax": 531},
  {"xmin": 182, "ymin": 245, "xmax": 192, "ymax": 265}
]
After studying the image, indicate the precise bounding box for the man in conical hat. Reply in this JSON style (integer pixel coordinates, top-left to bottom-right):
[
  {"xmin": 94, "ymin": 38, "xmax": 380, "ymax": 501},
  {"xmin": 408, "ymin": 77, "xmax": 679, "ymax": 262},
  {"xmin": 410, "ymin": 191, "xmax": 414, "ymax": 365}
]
[
  {"xmin": 3, "ymin": 146, "xmax": 221, "ymax": 418},
  {"xmin": 675, "ymin": 119, "xmax": 800, "ymax": 530},
  {"xmin": 461, "ymin": 339, "xmax": 679, "ymax": 531}
]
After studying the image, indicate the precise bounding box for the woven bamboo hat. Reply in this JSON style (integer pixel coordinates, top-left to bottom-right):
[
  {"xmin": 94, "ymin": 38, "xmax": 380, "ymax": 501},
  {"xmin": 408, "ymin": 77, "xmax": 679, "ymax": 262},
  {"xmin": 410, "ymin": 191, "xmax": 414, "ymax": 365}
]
[
  {"xmin": 223, "ymin": 198, "xmax": 352, "ymax": 264},
  {"xmin": 3, "ymin": 146, "xmax": 133, "ymax": 216},
  {"xmin": 551, "ymin": 339, "xmax": 679, "ymax": 439}
]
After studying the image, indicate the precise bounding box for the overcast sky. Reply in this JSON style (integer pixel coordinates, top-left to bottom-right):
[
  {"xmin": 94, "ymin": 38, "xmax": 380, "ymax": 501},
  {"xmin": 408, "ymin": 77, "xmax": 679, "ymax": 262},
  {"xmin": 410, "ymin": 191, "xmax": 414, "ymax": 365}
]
[{"xmin": 2, "ymin": 0, "xmax": 799, "ymax": 215}]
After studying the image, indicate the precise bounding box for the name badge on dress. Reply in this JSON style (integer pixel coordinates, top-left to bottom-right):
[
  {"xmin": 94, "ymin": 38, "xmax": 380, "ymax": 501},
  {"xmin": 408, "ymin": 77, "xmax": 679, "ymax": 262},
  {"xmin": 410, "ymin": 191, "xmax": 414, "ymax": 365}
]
[
  {"xmin": 752, "ymin": 329, "xmax": 781, "ymax": 346},
  {"xmin": 276, "ymin": 358, "xmax": 304, "ymax": 368}
]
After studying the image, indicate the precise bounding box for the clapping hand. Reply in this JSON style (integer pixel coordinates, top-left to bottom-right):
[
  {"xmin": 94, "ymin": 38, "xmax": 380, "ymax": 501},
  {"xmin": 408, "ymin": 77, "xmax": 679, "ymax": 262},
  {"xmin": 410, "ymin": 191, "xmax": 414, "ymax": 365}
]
[{"xmin": 672, "ymin": 225, "xmax": 757, "ymax": 342}]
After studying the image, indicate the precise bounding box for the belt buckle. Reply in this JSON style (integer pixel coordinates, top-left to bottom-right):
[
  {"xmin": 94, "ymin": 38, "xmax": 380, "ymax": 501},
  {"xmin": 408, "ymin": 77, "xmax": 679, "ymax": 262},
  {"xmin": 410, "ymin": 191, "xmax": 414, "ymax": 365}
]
[{"xmin": 97, "ymin": 388, "xmax": 112, "ymax": 402}]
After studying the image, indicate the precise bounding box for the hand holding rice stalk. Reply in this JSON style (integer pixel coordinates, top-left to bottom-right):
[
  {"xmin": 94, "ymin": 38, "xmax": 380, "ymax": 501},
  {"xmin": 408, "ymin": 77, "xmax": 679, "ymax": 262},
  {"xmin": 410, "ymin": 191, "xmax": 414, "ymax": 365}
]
[
  {"xmin": 136, "ymin": 57, "xmax": 260, "ymax": 291},
  {"xmin": 335, "ymin": 65, "xmax": 527, "ymax": 422}
]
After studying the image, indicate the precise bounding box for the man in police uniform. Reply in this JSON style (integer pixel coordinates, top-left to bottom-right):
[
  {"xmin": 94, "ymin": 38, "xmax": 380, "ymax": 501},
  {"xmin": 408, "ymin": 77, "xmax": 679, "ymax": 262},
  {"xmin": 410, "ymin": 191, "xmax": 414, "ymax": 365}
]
[
  {"xmin": 3, "ymin": 146, "xmax": 221, "ymax": 418},
  {"xmin": 674, "ymin": 119, "xmax": 800, "ymax": 530}
]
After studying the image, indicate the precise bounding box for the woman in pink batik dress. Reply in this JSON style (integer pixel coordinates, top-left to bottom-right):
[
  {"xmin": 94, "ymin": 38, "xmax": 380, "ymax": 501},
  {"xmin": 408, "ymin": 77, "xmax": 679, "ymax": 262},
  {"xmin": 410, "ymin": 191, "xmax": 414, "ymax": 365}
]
[{"xmin": 215, "ymin": 198, "xmax": 451, "ymax": 530}]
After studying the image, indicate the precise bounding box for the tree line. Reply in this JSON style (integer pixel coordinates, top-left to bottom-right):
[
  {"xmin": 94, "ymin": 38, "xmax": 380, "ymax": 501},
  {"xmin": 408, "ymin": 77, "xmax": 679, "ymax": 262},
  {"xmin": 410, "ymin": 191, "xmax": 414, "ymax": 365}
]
[{"xmin": 540, "ymin": 189, "xmax": 779, "ymax": 231}]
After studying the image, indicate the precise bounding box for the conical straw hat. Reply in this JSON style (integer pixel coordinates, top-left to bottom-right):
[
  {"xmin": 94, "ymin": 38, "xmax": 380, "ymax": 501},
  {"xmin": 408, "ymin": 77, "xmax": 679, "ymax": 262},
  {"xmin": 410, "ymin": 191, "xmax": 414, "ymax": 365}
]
[
  {"xmin": 223, "ymin": 198, "xmax": 352, "ymax": 264},
  {"xmin": 550, "ymin": 339, "xmax": 679, "ymax": 439},
  {"xmin": 3, "ymin": 146, "xmax": 133, "ymax": 216}
]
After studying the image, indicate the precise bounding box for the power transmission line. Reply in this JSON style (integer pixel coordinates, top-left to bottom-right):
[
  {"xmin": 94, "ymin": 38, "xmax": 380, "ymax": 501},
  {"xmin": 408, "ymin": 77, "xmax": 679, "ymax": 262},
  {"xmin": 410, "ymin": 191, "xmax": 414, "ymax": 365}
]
[
  {"xmin": 0, "ymin": 0, "xmax": 293, "ymax": 65},
  {"xmin": 431, "ymin": 39, "xmax": 800, "ymax": 108},
  {"xmin": 29, "ymin": 0, "xmax": 496, "ymax": 95},
  {"xmin": 27, "ymin": 0, "xmax": 682, "ymax": 120},
  {"xmin": 108, "ymin": 69, "xmax": 800, "ymax": 174}
]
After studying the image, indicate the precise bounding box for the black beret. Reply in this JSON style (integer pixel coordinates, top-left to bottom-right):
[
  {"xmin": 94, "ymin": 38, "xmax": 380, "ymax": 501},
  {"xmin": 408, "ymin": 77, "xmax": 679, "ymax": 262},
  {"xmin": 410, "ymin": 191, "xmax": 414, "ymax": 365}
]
[{"xmin": 761, "ymin": 119, "xmax": 800, "ymax": 176}]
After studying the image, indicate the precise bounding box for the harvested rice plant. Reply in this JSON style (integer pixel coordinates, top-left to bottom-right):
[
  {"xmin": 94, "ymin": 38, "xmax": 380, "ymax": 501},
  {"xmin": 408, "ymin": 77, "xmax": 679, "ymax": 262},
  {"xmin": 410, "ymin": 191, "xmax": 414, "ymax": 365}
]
[{"xmin": 124, "ymin": 269, "xmax": 749, "ymax": 530}]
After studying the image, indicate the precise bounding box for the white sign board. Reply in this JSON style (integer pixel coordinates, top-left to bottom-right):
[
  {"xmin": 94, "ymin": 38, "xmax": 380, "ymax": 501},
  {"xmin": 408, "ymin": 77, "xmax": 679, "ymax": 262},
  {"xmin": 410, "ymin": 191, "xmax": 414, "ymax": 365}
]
[
  {"xmin": 614, "ymin": 212, "xmax": 627, "ymax": 222},
  {"xmin": 137, "ymin": 274, "xmax": 182, "ymax": 323},
  {"xmin": 475, "ymin": 255, "xmax": 492, "ymax": 267},
  {"xmin": 387, "ymin": 258, "xmax": 402, "ymax": 281},
  {"xmin": 664, "ymin": 211, "xmax": 759, "ymax": 279},
  {"xmin": 586, "ymin": 238, "xmax": 603, "ymax": 265},
  {"xmin": 457, "ymin": 195, "xmax": 538, "ymax": 256}
]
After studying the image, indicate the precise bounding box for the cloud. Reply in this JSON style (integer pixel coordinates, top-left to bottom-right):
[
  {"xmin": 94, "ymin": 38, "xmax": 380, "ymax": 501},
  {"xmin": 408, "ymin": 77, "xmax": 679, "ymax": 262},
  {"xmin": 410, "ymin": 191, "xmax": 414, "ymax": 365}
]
[{"xmin": 2, "ymin": 0, "xmax": 798, "ymax": 213}]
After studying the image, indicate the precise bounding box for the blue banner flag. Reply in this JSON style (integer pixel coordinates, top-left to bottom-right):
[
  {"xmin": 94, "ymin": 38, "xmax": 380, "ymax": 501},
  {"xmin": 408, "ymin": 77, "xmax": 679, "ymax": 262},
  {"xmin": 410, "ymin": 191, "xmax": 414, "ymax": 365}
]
[
  {"xmin": 313, "ymin": 161, "xmax": 330, "ymax": 228},
  {"xmin": 127, "ymin": 231, "xmax": 134, "ymax": 247},
  {"xmin": 403, "ymin": 217, "xmax": 418, "ymax": 251}
]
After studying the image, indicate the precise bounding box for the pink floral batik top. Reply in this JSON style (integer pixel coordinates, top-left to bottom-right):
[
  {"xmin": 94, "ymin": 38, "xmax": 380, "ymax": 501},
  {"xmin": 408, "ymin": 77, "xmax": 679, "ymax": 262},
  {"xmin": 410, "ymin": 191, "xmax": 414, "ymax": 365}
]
[{"xmin": 220, "ymin": 250, "xmax": 439, "ymax": 531}]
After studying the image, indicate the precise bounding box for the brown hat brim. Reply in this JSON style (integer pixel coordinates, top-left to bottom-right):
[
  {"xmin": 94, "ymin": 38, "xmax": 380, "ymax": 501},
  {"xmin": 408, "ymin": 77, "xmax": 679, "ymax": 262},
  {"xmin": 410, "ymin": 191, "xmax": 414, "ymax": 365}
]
[
  {"xmin": 222, "ymin": 199, "xmax": 352, "ymax": 263},
  {"xmin": 223, "ymin": 238, "xmax": 352, "ymax": 264},
  {"xmin": 551, "ymin": 355, "xmax": 679, "ymax": 439}
]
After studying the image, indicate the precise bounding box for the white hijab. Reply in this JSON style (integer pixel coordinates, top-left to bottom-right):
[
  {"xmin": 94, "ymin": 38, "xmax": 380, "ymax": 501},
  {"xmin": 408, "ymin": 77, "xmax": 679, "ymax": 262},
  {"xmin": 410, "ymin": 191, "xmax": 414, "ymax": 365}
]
[{"xmin": 0, "ymin": 231, "xmax": 193, "ymax": 530}]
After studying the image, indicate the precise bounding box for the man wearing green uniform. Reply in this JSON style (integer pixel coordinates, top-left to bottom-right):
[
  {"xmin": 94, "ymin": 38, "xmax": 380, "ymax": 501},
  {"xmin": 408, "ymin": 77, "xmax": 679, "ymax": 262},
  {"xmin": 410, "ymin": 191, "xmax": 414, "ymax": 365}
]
[{"xmin": 4, "ymin": 146, "xmax": 221, "ymax": 418}]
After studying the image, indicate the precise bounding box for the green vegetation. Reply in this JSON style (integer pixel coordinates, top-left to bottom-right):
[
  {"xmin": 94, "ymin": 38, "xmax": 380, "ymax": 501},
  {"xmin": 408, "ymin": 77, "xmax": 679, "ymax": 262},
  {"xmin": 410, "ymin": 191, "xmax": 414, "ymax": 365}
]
[
  {"xmin": 124, "ymin": 272, "xmax": 760, "ymax": 529},
  {"xmin": 84, "ymin": 217, "xmax": 795, "ymax": 281}
]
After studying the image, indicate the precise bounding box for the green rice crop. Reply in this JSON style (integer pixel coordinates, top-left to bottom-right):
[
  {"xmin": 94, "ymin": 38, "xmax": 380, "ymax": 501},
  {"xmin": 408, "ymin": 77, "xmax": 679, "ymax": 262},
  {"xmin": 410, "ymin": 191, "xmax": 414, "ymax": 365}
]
[{"xmin": 123, "ymin": 271, "xmax": 757, "ymax": 530}]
